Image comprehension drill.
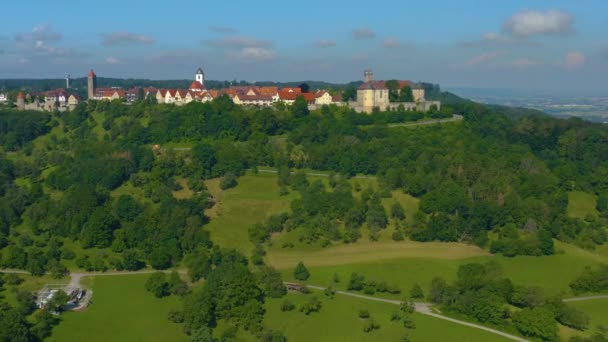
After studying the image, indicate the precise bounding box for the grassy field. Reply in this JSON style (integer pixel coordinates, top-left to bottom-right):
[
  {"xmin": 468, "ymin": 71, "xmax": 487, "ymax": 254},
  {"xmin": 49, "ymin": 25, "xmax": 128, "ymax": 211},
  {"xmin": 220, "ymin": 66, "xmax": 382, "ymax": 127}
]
[
  {"xmin": 568, "ymin": 298, "xmax": 608, "ymax": 337},
  {"xmin": 264, "ymin": 292, "xmax": 510, "ymax": 342},
  {"xmin": 568, "ymin": 191, "xmax": 599, "ymax": 219},
  {"xmin": 275, "ymin": 241, "xmax": 605, "ymax": 297},
  {"xmin": 48, "ymin": 274, "xmax": 185, "ymax": 342},
  {"xmin": 204, "ymin": 172, "xmax": 301, "ymax": 254}
]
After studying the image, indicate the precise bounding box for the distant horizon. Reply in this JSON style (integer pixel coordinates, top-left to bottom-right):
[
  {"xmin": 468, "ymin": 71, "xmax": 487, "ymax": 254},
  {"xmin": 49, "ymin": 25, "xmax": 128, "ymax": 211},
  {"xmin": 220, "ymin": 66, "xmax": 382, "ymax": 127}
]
[{"xmin": 1, "ymin": 1, "xmax": 607, "ymax": 92}]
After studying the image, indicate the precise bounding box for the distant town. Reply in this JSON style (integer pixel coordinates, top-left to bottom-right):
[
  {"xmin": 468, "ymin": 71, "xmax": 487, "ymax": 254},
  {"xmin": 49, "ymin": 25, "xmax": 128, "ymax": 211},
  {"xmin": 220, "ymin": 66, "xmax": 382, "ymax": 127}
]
[{"xmin": 1, "ymin": 67, "xmax": 440, "ymax": 114}]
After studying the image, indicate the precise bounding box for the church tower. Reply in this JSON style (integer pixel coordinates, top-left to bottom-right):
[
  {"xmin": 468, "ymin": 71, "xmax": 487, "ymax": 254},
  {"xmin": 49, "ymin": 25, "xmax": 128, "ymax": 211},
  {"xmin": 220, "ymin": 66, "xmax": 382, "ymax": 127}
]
[
  {"xmin": 16, "ymin": 92, "xmax": 25, "ymax": 111},
  {"xmin": 364, "ymin": 69, "xmax": 373, "ymax": 83},
  {"xmin": 87, "ymin": 69, "xmax": 97, "ymax": 100},
  {"xmin": 195, "ymin": 67, "xmax": 204, "ymax": 86}
]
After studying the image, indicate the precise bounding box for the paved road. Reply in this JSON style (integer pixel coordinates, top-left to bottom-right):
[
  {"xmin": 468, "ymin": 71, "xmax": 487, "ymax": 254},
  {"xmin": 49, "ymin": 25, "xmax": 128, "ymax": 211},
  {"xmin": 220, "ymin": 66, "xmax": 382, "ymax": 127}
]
[
  {"xmin": 563, "ymin": 295, "xmax": 608, "ymax": 302},
  {"xmin": 306, "ymin": 285, "xmax": 529, "ymax": 342}
]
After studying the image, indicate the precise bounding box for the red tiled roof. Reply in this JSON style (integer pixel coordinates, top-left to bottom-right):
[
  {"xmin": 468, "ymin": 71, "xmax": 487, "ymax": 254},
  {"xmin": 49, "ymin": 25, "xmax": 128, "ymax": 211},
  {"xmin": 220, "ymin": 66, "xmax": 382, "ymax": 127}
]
[
  {"xmin": 256, "ymin": 87, "xmax": 278, "ymax": 96},
  {"xmin": 281, "ymin": 87, "xmax": 302, "ymax": 94},
  {"xmin": 236, "ymin": 94, "xmax": 273, "ymax": 102},
  {"xmin": 189, "ymin": 81, "xmax": 204, "ymax": 90},
  {"xmin": 301, "ymin": 93, "xmax": 316, "ymax": 102},
  {"xmin": 278, "ymin": 91, "xmax": 298, "ymax": 101},
  {"xmin": 17, "ymin": 92, "xmax": 24, "ymax": 99},
  {"xmin": 88, "ymin": 69, "xmax": 96, "ymax": 77}
]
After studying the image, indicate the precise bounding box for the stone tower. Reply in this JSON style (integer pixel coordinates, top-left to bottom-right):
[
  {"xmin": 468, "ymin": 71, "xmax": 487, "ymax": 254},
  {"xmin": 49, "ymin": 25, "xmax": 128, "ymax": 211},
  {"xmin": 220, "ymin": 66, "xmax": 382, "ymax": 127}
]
[
  {"xmin": 87, "ymin": 69, "xmax": 97, "ymax": 100},
  {"xmin": 364, "ymin": 69, "xmax": 373, "ymax": 83},
  {"xmin": 195, "ymin": 67, "xmax": 204, "ymax": 86},
  {"xmin": 16, "ymin": 92, "xmax": 25, "ymax": 110}
]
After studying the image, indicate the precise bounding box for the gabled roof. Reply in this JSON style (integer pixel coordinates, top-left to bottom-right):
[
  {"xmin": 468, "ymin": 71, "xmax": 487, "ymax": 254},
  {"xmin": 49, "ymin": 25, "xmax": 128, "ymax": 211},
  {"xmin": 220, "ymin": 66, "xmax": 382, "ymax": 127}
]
[
  {"xmin": 189, "ymin": 81, "xmax": 204, "ymax": 90},
  {"xmin": 196, "ymin": 67, "xmax": 204, "ymax": 74},
  {"xmin": 236, "ymin": 94, "xmax": 273, "ymax": 102},
  {"xmin": 315, "ymin": 90, "xmax": 330, "ymax": 98},
  {"xmin": 301, "ymin": 93, "xmax": 316, "ymax": 102},
  {"xmin": 281, "ymin": 87, "xmax": 302, "ymax": 94}
]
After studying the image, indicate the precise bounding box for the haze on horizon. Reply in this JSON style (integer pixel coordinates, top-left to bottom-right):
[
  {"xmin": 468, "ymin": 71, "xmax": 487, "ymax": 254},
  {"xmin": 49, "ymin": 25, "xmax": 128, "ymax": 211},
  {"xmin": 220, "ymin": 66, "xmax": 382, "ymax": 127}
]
[{"xmin": 1, "ymin": 0, "xmax": 607, "ymax": 93}]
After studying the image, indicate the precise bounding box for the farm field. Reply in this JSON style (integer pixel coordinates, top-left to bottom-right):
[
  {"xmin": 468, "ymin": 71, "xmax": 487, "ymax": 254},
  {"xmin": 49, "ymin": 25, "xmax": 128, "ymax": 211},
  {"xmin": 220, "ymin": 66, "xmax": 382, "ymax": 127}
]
[
  {"xmin": 47, "ymin": 274, "xmax": 185, "ymax": 342},
  {"xmin": 263, "ymin": 292, "xmax": 511, "ymax": 342}
]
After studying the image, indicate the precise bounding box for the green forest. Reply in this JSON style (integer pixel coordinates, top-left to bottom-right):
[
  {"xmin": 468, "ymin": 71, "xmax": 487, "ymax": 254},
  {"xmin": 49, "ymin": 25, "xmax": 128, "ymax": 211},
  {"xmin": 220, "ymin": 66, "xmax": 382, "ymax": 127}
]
[{"xmin": 1, "ymin": 92, "xmax": 607, "ymax": 341}]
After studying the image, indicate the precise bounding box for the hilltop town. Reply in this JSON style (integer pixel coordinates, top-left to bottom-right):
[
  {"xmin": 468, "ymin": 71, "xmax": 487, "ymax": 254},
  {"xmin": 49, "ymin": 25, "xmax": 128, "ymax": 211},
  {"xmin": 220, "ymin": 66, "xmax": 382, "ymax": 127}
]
[{"xmin": 5, "ymin": 67, "xmax": 440, "ymax": 114}]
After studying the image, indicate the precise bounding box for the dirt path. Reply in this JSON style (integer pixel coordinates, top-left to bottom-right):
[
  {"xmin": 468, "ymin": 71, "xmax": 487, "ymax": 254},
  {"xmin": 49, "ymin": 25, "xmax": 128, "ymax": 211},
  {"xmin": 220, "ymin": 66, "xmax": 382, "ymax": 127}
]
[
  {"xmin": 256, "ymin": 168, "xmax": 374, "ymax": 179},
  {"xmin": 306, "ymin": 285, "xmax": 529, "ymax": 342},
  {"xmin": 387, "ymin": 114, "xmax": 464, "ymax": 128}
]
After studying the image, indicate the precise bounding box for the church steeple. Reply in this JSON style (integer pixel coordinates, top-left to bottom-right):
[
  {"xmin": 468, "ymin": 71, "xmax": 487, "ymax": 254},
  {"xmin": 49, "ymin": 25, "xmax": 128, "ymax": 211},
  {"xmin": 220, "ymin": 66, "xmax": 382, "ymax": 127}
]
[{"xmin": 195, "ymin": 67, "xmax": 204, "ymax": 86}]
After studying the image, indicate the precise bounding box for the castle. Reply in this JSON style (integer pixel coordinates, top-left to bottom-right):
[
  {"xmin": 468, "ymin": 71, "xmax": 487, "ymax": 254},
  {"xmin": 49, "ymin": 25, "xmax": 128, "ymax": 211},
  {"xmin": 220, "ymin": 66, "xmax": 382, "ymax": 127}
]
[{"xmin": 353, "ymin": 70, "xmax": 440, "ymax": 113}]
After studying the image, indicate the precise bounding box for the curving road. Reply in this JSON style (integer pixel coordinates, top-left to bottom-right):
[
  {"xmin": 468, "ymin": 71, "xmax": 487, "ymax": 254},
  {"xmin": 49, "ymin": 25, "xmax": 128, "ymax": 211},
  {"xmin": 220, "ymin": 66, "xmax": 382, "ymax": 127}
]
[{"xmin": 306, "ymin": 285, "xmax": 529, "ymax": 342}]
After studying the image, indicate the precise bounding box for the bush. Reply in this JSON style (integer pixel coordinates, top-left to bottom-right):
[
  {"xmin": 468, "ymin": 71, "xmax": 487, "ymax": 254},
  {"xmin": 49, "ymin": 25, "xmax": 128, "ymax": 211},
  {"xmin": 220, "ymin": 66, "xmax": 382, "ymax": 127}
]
[
  {"xmin": 167, "ymin": 310, "xmax": 184, "ymax": 323},
  {"xmin": 392, "ymin": 230, "xmax": 404, "ymax": 241},
  {"xmin": 359, "ymin": 309, "xmax": 370, "ymax": 319},
  {"xmin": 363, "ymin": 319, "xmax": 380, "ymax": 333},
  {"xmin": 299, "ymin": 296, "xmax": 322, "ymax": 315},
  {"xmin": 219, "ymin": 172, "xmax": 238, "ymax": 190},
  {"xmin": 280, "ymin": 299, "xmax": 295, "ymax": 312},
  {"xmin": 145, "ymin": 272, "xmax": 169, "ymax": 298},
  {"xmin": 410, "ymin": 283, "xmax": 424, "ymax": 299},
  {"xmin": 294, "ymin": 261, "xmax": 310, "ymax": 281}
]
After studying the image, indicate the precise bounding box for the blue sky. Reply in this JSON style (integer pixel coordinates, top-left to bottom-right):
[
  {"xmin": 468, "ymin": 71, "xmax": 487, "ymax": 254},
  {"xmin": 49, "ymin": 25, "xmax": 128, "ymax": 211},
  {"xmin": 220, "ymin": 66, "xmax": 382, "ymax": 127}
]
[{"xmin": 1, "ymin": 0, "xmax": 607, "ymax": 92}]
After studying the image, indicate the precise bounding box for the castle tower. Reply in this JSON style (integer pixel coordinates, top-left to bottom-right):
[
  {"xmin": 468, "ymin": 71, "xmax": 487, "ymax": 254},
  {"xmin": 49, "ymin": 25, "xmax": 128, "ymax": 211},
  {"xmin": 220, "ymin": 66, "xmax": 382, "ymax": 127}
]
[
  {"xmin": 364, "ymin": 69, "xmax": 373, "ymax": 83},
  {"xmin": 195, "ymin": 67, "xmax": 204, "ymax": 86},
  {"xmin": 16, "ymin": 92, "xmax": 25, "ymax": 110},
  {"xmin": 87, "ymin": 69, "xmax": 97, "ymax": 100}
]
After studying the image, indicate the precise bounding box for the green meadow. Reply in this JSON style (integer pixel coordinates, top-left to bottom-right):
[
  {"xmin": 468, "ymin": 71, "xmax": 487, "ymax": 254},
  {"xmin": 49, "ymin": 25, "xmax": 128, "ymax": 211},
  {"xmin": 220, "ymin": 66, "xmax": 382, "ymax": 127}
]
[
  {"xmin": 47, "ymin": 274, "xmax": 185, "ymax": 342},
  {"xmin": 263, "ymin": 292, "xmax": 510, "ymax": 342}
]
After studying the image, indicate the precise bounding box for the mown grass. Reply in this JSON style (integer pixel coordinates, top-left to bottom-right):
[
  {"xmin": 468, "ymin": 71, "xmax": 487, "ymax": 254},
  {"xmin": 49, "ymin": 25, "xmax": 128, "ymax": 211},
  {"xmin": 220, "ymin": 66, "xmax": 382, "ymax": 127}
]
[
  {"xmin": 264, "ymin": 292, "xmax": 510, "ymax": 342},
  {"xmin": 48, "ymin": 274, "xmax": 185, "ymax": 342},
  {"xmin": 568, "ymin": 191, "xmax": 599, "ymax": 219},
  {"xmin": 204, "ymin": 172, "xmax": 300, "ymax": 254},
  {"xmin": 567, "ymin": 298, "xmax": 608, "ymax": 338},
  {"xmin": 275, "ymin": 241, "xmax": 605, "ymax": 298}
]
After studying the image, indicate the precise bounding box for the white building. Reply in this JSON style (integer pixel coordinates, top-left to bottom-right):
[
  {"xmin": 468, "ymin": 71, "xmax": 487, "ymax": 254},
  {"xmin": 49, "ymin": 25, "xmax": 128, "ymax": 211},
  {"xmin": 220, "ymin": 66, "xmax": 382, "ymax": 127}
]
[{"xmin": 0, "ymin": 93, "xmax": 7, "ymax": 103}]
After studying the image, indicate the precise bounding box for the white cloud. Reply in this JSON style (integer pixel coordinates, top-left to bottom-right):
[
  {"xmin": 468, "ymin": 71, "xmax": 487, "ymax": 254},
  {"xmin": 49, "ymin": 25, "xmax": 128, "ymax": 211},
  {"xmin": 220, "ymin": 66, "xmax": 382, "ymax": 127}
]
[
  {"xmin": 105, "ymin": 56, "xmax": 121, "ymax": 64},
  {"xmin": 383, "ymin": 37, "xmax": 401, "ymax": 48},
  {"xmin": 466, "ymin": 52, "xmax": 500, "ymax": 66},
  {"xmin": 351, "ymin": 28, "xmax": 376, "ymax": 39},
  {"xmin": 229, "ymin": 47, "xmax": 276, "ymax": 62},
  {"xmin": 315, "ymin": 40, "xmax": 336, "ymax": 48},
  {"xmin": 208, "ymin": 25, "xmax": 237, "ymax": 34},
  {"xmin": 502, "ymin": 10, "xmax": 573, "ymax": 37},
  {"xmin": 14, "ymin": 24, "xmax": 62, "ymax": 44},
  {"xmin": 562, "ymin": 51, "xmax": 585, "ymax": 68},
  {"xmin": 511, "ymin": 58, "xmax": 540, "ymax": 68},
  {"xmin": 101, "ymin": 32, "xmax": 155, "ymax": 46},
  {"xmin": 205, "ymin": 36, "xmax": 272, "ymax": 48}
]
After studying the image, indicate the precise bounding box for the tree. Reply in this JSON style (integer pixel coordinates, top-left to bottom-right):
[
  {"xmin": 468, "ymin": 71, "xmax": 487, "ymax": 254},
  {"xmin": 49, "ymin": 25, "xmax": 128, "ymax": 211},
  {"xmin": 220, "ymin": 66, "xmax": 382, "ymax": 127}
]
[
  {"xmin": 391, "ymin": 202, "xmax": 406, "ymax": 220},
  {"xmin": 342, "ymin": 87, "xmax": 356, "ymax": 101},
  {"xmin": 410, "ymin": 283, "xmax": 424, "ymax": 299},
  {"xmin": 348, "ymin": 272, "xmax": 366, "ymax": 291},
  {"xmin": 298, "ymin": 83, "xmax": 310, "ymax": 93},
  {"xmin": 145, "ymin": 272, "xmax": 169, "ymax": 298},
  {"xmin": 428, "ymin": 277, "xmax": 448, "ymax": 303},
  {"xmin": 219, "ymin": 172, "xmax": 238, "ymax": 190},
  {"xmin": 258, "ymin": 266, "xmax": 287, "ymax": 298},
  {"xmin": 399, "ymin": 86, "xmax": 414, "ymax": 102},
  {"xmin": 0, "ymin": 303, "xmax": 33, "ymax": 342},
  {"xmin": 47, "ymin": 290, "xmax": 69, "ymax": 313},
  {"xmin": 122, "ymin": 249, "xmax": 145, "ymax": 271},
  {"xmin": 294, "ymin": 261, "xmax": 310, "ymax": 281},
  {"xmin": 513, "ymin": 307, "xmax": 558, "ymax": 341},
  {"xmin": 190, "ymin": 326, "xmax": 214, "ymax": 342},
  {"xmin": 168, "ymin": 271, "xmax": 189, "ymax": 296},
  {"xmin": 597, "ymin": 193, "xmax": 608, "ymax": 213},
  {"xmin": 292, "ymin": 95, "xmax": 309, "ymax": 118}
]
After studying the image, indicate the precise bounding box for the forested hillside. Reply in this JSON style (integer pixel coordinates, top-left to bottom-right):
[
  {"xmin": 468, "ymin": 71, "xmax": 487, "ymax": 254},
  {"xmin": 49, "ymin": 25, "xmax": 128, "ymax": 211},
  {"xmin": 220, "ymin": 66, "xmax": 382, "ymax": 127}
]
[{"xmin": 0, "ymin": 93, "xmax": 607, "ymax": 341}]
